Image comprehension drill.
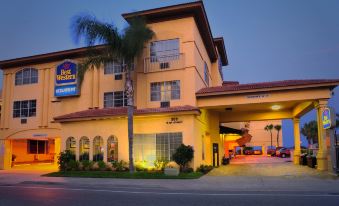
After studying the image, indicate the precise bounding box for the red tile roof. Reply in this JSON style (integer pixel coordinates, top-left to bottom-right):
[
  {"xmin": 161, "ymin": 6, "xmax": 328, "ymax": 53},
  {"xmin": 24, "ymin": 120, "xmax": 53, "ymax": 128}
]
[
  {"xmin": 54, "ymin": 105, "xmax": 200, "ymax": 122},
  {"xmin": 197, "ymin": 79, "xmax": 339, "ymax": 95}
]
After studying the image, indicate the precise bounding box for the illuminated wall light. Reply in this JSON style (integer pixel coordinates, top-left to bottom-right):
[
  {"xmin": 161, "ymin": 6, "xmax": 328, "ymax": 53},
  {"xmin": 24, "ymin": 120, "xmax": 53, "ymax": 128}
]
[{"xmin": 271, "ymin": 105, "xmax": 281, "ymax": 110}]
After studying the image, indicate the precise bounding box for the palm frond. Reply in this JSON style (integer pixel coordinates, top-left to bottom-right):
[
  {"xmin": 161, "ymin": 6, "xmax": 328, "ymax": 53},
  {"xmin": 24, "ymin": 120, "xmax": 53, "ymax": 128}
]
[
  {"xmin": 72, "ymin": 14, "xmax": 122, "ymax": 47},
  {"xmin": 122, "ymin": 17, "xmax": 154, "ymax": 64}
]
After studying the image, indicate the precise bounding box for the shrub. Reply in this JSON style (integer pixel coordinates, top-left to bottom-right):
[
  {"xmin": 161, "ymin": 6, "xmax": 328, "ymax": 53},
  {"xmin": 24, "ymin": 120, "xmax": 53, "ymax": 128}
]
[
  {"xmin": 79, "ymin": 152, "xmax": 89, "ymax": 161},
  {"xmin": 111, "ymin": 160, "xmax": 128, "ymax": 171},
  {"xmin": 181, "ymin": 167, "xmax": 194, "ymax": 173},
  {"xmin": 172, "ymin": 144, "xmax": 194, "ymax": 171},
  {"xmin": 81, "ymin": 160, "xmax": 94, "ymax": 171},
  {"xmin": 197, "ymin": 164, "xmax": 213, "ymax": 174},
  {"xmin": 97, "ymin": 161, "xmax": 106, "ymax": 171},
  {"xmin": 58, "ymin": 150, "xmax": 76, "ymax": 171},
  {"xmin": 154, "ymin": 160, "xmax": 169, "ymax": 171},
  {"xmin": 68, "ymin": 160, "xmax": 79, "ymax": 171},
  {"xmin": 93, "ymin": 153, "xmax": 104, "ymax": 161}
]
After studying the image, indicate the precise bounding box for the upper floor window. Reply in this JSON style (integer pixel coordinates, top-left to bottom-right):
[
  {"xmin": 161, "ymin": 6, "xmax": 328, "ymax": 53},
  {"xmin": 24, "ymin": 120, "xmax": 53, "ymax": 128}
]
[
  {"xmin": 150, "ymin": 39, "xmax": 179, "ymax": 62},
  {"xmin": 204, "ymin": 62, "xmax": 209, "ymax": 86},
  {"xmin": 104, "ymin": 61, "xmax": 124, "ymax": 75},
  {"xmin": 13, "ymin": 99, "xmax": 36, "ymax": 118},
  {"xmin": 104, "ymin": 91, "xmax": 127, "ymax": 108},
  {"xmin": 15, "ymin": 68, "xmax": 38, "ymax": 85},
  {"xmin": 150, "ymin": 80, "xmax": 180, "ymax": 101}
]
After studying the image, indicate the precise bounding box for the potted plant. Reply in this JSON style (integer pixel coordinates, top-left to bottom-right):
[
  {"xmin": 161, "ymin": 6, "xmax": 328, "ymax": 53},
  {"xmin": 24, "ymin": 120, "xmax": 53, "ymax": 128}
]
[
  {"xmin": 306, "ymin": 149, "xmax": 317, "ymax": 168},
  {"xmin": 164, "ymin": 161, "xmax": 180, "ymax": 176}
]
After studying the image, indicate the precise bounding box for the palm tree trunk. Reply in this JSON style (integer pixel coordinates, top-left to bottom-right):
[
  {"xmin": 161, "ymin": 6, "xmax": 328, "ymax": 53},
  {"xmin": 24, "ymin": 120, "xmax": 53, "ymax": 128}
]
[
  {"xmin": 270, "ymin": 131, "xmax": 273, "ymax": 147},
  {"xmin": 125, "ymin": 66, "xmax": 135, "ymax": 173},
  {"xmin": 277, "ymin": 131, "xmax": 280, "ymax": 147}
]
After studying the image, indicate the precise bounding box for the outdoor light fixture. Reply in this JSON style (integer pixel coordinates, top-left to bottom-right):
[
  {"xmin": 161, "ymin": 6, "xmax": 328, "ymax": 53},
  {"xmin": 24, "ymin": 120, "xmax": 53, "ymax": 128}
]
[{"xmin": 271, "ymin": 105, "xmax": 281, "ymax": 110}]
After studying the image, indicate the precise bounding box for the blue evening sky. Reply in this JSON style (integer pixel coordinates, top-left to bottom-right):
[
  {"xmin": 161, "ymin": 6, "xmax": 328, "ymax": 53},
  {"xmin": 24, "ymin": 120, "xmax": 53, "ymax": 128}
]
[{"xmin": 0, "ymin": 0, "xmax": 338, "ymax": 147}]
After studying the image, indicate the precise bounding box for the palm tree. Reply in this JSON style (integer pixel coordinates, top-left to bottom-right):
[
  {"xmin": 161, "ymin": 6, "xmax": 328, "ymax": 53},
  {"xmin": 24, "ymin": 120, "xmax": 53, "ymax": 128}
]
[
  {"xmin": 301, "ymin": 121, "xmax": 318, "ymax": 145},
  {"xmin": 274, "ymin": 124, "xmax": 282, "ymax": 147},
  {"xmin": 72, "ymin": 14, "xmax": 154, "ymax": 173},
  {"xmin": 264, "ymin": 124, "xmax": 274, "ymax": 148}
]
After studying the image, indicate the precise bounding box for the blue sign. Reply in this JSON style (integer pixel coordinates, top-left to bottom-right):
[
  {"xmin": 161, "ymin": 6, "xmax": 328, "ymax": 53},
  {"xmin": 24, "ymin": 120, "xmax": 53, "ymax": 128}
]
[
  {"xmin": 55, "ymin": 85, "xmax": 78, "ymax": 97},
  {"xmin": 56, "ymin": 61, "xmax": 77, "ymax": 84},
  {"xmin": 322, "ymin": 108, "xmax": 332, "ymax": 129},
  {"xmin": 55, "ymin": 60, "xmax": 79, "ymax": 97}
]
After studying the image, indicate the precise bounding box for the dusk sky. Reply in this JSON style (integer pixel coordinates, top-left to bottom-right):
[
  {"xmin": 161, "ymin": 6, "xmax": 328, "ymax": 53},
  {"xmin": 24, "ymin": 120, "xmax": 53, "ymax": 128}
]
[{"xmin": 0, "ymin": 0, "xmax": 338, "ymax": 147}]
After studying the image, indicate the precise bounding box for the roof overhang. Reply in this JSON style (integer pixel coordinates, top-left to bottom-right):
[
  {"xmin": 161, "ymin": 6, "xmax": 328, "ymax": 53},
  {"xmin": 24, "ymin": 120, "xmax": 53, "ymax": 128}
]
[{"xmin": 214, "ymin": 37, "xmax": 228, "ymax": 66}]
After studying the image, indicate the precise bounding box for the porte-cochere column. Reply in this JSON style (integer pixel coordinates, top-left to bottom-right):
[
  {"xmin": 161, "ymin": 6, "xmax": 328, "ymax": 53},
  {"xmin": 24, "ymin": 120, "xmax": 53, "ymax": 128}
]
[
  {"xmin": 315, "ymin": 99, "xmax": 329, "ymax": 171},
  {"xmin": 293, "ymin": 118, "xmax": 301, "ymax": 165}
]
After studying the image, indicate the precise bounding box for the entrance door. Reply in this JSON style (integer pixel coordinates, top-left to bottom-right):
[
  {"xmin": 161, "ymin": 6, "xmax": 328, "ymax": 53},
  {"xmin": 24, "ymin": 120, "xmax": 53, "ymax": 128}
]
[{"xmin": 213, "ymin": 143, "xmax": 219, "ymax": 167}]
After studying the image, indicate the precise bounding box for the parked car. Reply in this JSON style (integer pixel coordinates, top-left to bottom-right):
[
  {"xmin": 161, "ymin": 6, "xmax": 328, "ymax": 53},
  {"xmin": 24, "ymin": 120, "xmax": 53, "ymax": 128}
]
[
  {"xmin": 253, "ymin": 150, "xmax": 262, "ymax": 155},
  {"xmin": 276, "ymin": 147, "xmax": 291, "ymax": 158},
  {"xmin": 267, "ymin": 147, "xmax": 284, "ymax": 156},
  {"xmin": 244, "ymin": 150, "xmax": 254, "ymax": 155}
]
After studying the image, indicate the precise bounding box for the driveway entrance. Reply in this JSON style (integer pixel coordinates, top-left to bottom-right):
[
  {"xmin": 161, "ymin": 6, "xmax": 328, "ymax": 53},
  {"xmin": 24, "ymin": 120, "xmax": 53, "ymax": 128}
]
[{"xmin": 208, "ymin": 155, "xmax": 329, "ymax": 177}]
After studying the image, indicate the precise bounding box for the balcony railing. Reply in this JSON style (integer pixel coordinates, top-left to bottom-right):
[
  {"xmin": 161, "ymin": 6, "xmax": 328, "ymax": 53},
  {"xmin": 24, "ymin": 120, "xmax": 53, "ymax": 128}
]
[{"xmin": 144, "ymin": 53, "xmax": 185, "ymax": 73}]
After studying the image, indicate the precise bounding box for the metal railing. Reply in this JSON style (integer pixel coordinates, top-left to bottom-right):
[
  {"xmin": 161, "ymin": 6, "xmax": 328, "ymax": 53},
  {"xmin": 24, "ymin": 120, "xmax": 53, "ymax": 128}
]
[{"xmin": 144, "ymin": 53, "xmax": 185, "ymax": 73}]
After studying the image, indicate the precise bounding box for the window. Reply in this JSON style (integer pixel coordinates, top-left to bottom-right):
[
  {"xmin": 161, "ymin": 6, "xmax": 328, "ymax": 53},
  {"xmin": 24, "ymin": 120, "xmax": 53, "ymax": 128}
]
[
  {"xmin": 104, "ymin": 61, "xmax": 124, "ymax": 75},
  {"xmin": 15, "ymin": 68, "xmax": 38, "ymax": 85},
  {"xmin": 150, "ymin": 80, "xmax": 180, "ymax": 101},
  {"xmin": 13, "ymin": 100, "xmax": 36, "ymax": 118},
  {"xmin": 27, "ymin": 140, "xmax": 48, "ymax": 154},
  {"xmin": 107, "ymin": 136, "xmax": 118, "ymax": 162},
  {"xmin": 104, "ymin": 91, "xmax": 127, "ymax": 108},
  {"xmin": 204, "ymin": 62, "xmax": 209, "ymax": 86},
  {"xmin": 134, "ymin": 132, "xmax": 182, "ymax": 164},
  {"xmin": 150, "ymin": 39, "xmax": 179, "ymax": 62},
  {"xmin": 79, "ymin": 136, "xmax": 90, "ymax": 161},
  {"xmin": 93, "ymin": 136, "xmax": 104, "ymax": 161}
]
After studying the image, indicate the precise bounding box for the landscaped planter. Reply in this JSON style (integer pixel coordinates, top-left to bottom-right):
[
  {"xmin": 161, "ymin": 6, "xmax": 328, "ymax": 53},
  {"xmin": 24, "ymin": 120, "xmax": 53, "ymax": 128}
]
[
  {"xmin": 299, "ymin": 154, "xmax": 307, "ymax": 165},
  {"xmin": 306, "ymin": 156, "xmax": 317, "ymax": 168},
  {"xmin": 164, "ymin": 168, "xmax": 179, "ymax": 176}
]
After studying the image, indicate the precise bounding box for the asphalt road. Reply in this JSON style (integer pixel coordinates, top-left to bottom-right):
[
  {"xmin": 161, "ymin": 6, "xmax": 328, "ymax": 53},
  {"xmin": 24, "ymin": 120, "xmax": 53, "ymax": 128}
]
[{"xmin": 1, "ymin": 184, "xmax": 339, "ymax": 206}]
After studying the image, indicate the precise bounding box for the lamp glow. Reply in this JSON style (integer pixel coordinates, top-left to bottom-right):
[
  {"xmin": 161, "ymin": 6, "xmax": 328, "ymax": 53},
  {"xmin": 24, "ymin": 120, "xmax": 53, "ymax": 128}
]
[{"xmin": 271, "ymin": 105, "xmax": 281, "ymax": 110}]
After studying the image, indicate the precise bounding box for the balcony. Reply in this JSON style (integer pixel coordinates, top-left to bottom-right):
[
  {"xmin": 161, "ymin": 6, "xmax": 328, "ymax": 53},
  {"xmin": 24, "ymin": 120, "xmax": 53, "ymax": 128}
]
[{"xmin": 143, "ymin": 53, "xmax": 185, "ymax": 73}]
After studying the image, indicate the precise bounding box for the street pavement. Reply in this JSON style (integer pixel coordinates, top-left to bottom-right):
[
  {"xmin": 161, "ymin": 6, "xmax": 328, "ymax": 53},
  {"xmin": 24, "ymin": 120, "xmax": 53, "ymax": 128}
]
[{"xmin": 0, "ymin": 156, "xmax": 338, "ymax": 206}]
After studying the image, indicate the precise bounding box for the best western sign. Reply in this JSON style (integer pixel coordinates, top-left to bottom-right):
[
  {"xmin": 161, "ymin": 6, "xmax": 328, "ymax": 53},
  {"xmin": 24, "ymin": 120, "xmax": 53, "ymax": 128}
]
[
  {"xmin": 322, "ymin": 107, "xmax": 336, "ymax": 129},
  {"xmin": 55, "ymin": 61, "xmax": 79, "ymax": 97}
]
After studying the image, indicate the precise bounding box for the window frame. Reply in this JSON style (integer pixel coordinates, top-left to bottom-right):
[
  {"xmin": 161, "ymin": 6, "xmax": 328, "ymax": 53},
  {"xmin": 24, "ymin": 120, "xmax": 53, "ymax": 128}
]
[
  {"xmin": 103, "ymin": 91, "xmax": 127, "ymax": 108},
  {"xmin": 204, "ymin": 61, "xmax": 209, "ymax": 86},
  {"xmin": 15, "ymin": 68, "xmax": 38, "ymax": 86},
  {"xmin": 150, "ymin": 80, "xmax": 180, "ymax": 102},
  {"xmin": 150, "ymin": 38, "xmax": 180, "ymax": 63},
  {"xmin": 13, "ymin": 100, "xmax": 36, "ymax": 118}
]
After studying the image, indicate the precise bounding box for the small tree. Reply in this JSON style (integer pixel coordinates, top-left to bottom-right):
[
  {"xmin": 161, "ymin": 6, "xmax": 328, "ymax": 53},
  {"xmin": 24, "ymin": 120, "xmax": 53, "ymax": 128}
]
[
  {"xmin": 274, "ymin": 124, "xmax": 282, "ymax": 147},
  {"xmin": 301, "ymin": 121, "xmax": 318, "ymax": 145},
  {"xmin": 172, "ymin": 144, "xmax": 194, "ymax": 171},
  {"xmin": 58, "ymin": 150, "xmax": 75, "ymax": 172},
  {"xmin": 264, "ymin": 124, "xmax": 274, "ymax": 148}
]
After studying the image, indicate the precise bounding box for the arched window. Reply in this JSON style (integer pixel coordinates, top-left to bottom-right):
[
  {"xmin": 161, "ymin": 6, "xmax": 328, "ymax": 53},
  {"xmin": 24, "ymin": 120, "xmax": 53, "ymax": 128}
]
[
  {"xmin": 66, "ymin": 137, "xmax": 76, "ymax": 156},
  {"xmin": 15, "ymin": 68, "xmax": 38, "ymax": 85},
  {"xmin": 93, "ymin": 136, "xmax": 103, "ymax": 161},
  {"xmin": 107, "ymin": 135, "xmax": 118, "ymax": 162},
  {"xmin": 79, "ymin": 136, "xmax": 90, "ymax": 161}
]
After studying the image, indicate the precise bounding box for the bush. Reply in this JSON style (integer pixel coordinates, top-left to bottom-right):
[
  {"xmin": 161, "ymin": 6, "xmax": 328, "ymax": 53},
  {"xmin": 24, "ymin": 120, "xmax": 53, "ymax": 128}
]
[
  {"xmin": 97, "ymin": 161, "xmax": 106, "ymax": 171},
  {"xmin": 181, "ymin": 167, "xmax": 194, "ymax": 173},
  {"xmin": 81, "ymin": 160, "xmax": 94, "ymax": 171},
  {"xmin": 154, "ymin": 160, "xmax": 169, "ymax": 171},
  {"xmin": 111, "ymin": 160, "xmax": 128, "ymax": 172},
  {"xmin": 79, "ymin": 152, "xmax": 89, "ymax": 161},
  {"xmin": 68, "ymin": 160, "xmax": 79, "ymax": 171},
  {"xmin": 197, "ymin": 164, "xmax": 213, "ymax": 174},
  {"xmin": 58, "ymin": 150, "xmax": 76, "ymax": 171},
  {"xmin": 172, "ymin": 144, "xmax": 194, "ymax": 171},
  {"xmin": 93, "ymin": 153, "xmax": 104, "ymax": 161}
]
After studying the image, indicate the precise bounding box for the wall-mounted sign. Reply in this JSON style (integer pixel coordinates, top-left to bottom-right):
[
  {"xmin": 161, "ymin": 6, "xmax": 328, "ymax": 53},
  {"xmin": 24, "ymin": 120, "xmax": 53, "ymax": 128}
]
[
  {"xmin": 55, "ymin": 60, "xmax": 79, "ymax": 97},
  {"xmin": 322, "ymin": 107, "xmax": 336, "ymax": 129},
  {"xmin": 166, "ymin": 117, "xmax": 183, "ymax": 124},
  {"xmin": 246, "ymin": 94, "xmax": 270, "ymax": 99}
]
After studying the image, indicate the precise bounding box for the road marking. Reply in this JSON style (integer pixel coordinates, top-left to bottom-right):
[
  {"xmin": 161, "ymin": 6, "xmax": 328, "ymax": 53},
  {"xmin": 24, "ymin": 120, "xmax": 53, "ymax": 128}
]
[{"xmin": 0, "ymin": 185, "xmax": 339, "ymax": 197}]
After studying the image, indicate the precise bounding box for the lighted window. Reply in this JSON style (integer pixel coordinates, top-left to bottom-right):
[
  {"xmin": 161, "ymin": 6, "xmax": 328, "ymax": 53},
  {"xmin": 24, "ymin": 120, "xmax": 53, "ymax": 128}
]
[
  {"xmin": 93, "ymin": 136, "xmax": 103, "ymax": 161},
  {"xmin": 150, "ymin": 39, "xmax": 179, "ymax": 62},
  {"xmin": 79, "ymin": 136, "xmax": 90, "ymax": 161},
  {"xmin": 150, "ymin": 80, "xmax": 180, "ymax": 101},
  {"xmin": 66, "ymin": 137, "xmax": 76, "ymax": 156},
  {"xmin": 133, "ymin": 132, "xmax": 182, "ymax": 164},
  {"xmin": 104, "ymin": 91, "xmax": 127, "ymax": 108},
  {"xmin": 204, "ymin": 62, "xmax": 209, "ymax": 86},
  {"xmin": 27, "ymin": 140, "xmax": 48, "ymax": 154},
  {"xmin": 107, "ymin": 135, "xmax": 118, "ymax": 162},
  {"xmin": 15, "ymin": 68, "xmax": 38, "ymax": 85},
  {"xmin": 13, "ymin": 100, "xmax": 36, "ymax": 118}
]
